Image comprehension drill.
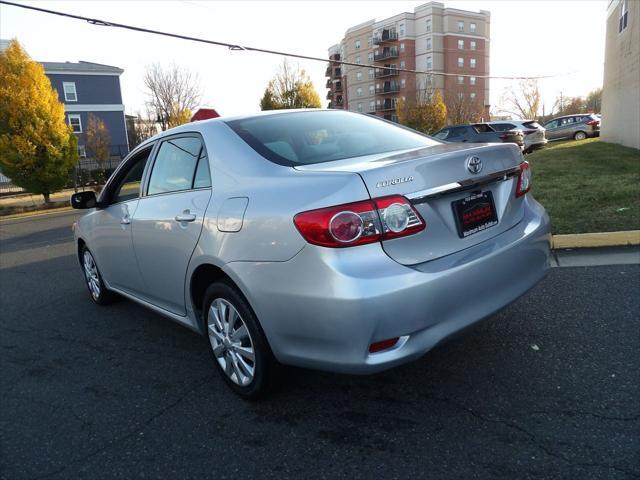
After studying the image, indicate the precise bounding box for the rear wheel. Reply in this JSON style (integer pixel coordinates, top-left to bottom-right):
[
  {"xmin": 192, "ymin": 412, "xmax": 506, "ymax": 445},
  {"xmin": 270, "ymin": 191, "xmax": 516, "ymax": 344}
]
[
  {"xmin": 81, "ymin": 246, "xmax": 116, "ymax": 305},
  {"xmin": 574, "ymin": 131, "xmax": 587, "ymax": 141},
  {"xmin": 203, "ymin": 281, "xmax": 276, "ymax": 398}
]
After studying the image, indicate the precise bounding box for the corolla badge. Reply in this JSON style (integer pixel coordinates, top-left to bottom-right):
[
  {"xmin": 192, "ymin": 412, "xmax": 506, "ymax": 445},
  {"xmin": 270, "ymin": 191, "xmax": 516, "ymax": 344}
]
[
  {"xmin": 466, "ymin": 156, "xmax": 483, "ymax": 174},
  {"xmin": 375, "ymin": 176, "xmax": 414, "ymax": 188}
]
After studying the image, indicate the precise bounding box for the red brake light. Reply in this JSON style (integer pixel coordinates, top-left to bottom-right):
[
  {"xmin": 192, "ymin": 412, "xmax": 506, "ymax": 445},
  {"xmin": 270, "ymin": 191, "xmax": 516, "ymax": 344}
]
[
  {"xmin": 515, "ymin": 161, "xmax": 532, "ymax": 197},
  {"xmin": 369, "ymin": 337, "xmax": 399, "ymax": 353},
  {"xmin": 586, "ymin": 120, "xmax": 599, "ymax": 126},
  {"xmin": 293, "ymin": 195, "xmax": 425, "ymax": 248}
]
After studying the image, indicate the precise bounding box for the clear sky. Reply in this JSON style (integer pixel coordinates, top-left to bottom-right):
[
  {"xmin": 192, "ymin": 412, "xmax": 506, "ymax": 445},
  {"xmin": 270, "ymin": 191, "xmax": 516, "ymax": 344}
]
[{"xmin": 0, "ymin": 0, "xmax": 607, "ymax": 117}]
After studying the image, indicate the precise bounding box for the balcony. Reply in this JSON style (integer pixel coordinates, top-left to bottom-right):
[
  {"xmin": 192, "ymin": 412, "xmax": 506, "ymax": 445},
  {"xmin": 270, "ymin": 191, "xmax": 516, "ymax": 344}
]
[
  {"xmin": 335, "ymin": 98, "xmax": 344, "ymax": 108},
  {"xmin": 326, "ymin": 78, "xmax": 332, "ymax": 88},
  {"xmin": 374, "ymin": 48, "xmax": 399, "ymax": 61},
  {"xmin": 326, "ymin": 91, "xmax": 333, "ymax": 100},
  {"xmin": 333, "ymin": 68, "xmax": 342, "ymax": 78},
  {"xmin": 334, "ymin": 82, "xmax": 343, "ymax": 92},
  {"xmin": 373, "ymin": 29, "xmax": 399, "ymax": 45},
  {"xmin": 375, "ymin": 83, "xmax": 400, "ymax": 94},
  {"xmin": 374, "ymin": 67, "xmax": 399, "ymax": 78},
  {"xmin": 325, "ymin": 64, "xmax": 331, "ymax": 77},
  {"xmin": 329, "ymin": 53, "xmax": 341, "ymax": 61},
  {"xmin": 376, "ymin": 100, "xmax": 398, "ymax": 112}
]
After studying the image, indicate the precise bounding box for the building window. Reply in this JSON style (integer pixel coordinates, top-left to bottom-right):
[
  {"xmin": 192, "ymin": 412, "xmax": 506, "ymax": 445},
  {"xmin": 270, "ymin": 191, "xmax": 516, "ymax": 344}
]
[
  {"xmin": 470, "ymin": 40, "xmax": 477, "ymax": 51},
  {"xmin": 399, "ymin": 23, "xmax": 405, "ymax": 37},
  {"xmin": 470, "ymin": 58, "xmax": 476, "ymax": 69},
  {"xmin": 457, "ymin": 76, "xmax": 464, "ymax": 85},
  {"xmin": 457, "ymin": 20, "xmax": 464, "ymax": 32},
  {"xmin": 63, "ymin": 82, "xmax": 77, "ymax": 102},
  {"xmin": 369, "ymin": 85, "xmax": 375, "ymax": 95},
  {"xmin": 368, "ymin": 68, "xmax": 374, "ymax": 79},
  {"xmin": 367, "ymin": 36, "xmax": 373, "ymax": 47},
  {"xmin": 458, "ymin": 92, "xmax": 464, "ymax": 100},
  {"xmin": 426, "ymin": 37, "xmax": 432, "ymax": 50},
  {"xmin": 401, "ymin": 78, "xmax": 406, "ymax": 88},
  {"xmin": 426, "ymin": 19, "xmax": 431, "ymax": 32},
  {"xmin": 355, "ymin": 56, "xmax": 361, "ymax": 64},
  {"xmin": 68, "ymin": 114, "xmax": 82, "ymax": 133},
  {"xmin": 78, "ymin": 145, "xmax": 86, "ymax": 158},
  {"xmin": 426, "ymin": 75, "xmax": 432, "ymax": 86},
  {"xmin": 619, "ymin": 0, "xmax": 629, "ymax": 32},
  {"xmin": 357, "ymin": 102, "xmax": 363, "ymax": 112},
  {"xmin": 369, "ymin": 100, "xmax": 375, "ymax": 112},
  {"xmin": 400, "ymin": 60, "xmax": 406, "ymax": 69},
  {"xmin": 355, "ymin": 40, "xmax": 361, "ymax": 49},
  {"xmin": 426, "ymin": 56, "xmax": 432, "ymax": 69},
  {"xmin": 458, "ymin": 39, "xmax": 464, "ymax": 49},
  {"xmin": 400, "ymin": 42, "xmax": 405, "ymax": 52},
  {"xmin": 470, "ymin": 76, "xmax": 477, "ymax": 86},
  {"xmin": 470, "ymin": 92, "xmax": 477, "ymax": 100},
  {"xmin": 356, "ymin": 71, "xmax": 363, "ymax": 81},
  {"xmin": 470, "ymin": 22, "xmax": 477, "ymax": 33},
  {"xmin": 356, "ymin": 87, "xmax": 363, "ymax": 97},
  {"xmin": 368, "ymin": 52, "xmax": 373, "ymax": 62},
  {"xmin": 458, "ymin": 57, "xmax": 464, "ymax": 68}
]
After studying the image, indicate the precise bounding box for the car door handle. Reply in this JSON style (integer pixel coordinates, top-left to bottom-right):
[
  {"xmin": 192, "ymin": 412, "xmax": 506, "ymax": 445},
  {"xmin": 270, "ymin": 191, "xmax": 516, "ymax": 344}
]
[
  {"xmin": 175, "ymin": 210, "xmax": 196, "ymax": 223},
  {"xmin": 120, "ymin": 215, "xmax": 131, "ymax": 225}
]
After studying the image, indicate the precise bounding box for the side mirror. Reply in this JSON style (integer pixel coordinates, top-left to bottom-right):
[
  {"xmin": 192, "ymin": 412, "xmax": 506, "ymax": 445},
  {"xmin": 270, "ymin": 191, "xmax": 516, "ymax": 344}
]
[{"xmin": 71, "ymin": 191, "xmax": 98, "ymax": 209}]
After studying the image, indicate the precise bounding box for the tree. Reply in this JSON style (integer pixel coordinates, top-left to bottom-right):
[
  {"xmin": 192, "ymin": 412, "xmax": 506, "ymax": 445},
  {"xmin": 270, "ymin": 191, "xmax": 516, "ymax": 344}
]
[
  {"xmin": 499, "ymin": 79, "xmax": 541, "ymax": 120},
  {"xmin": 85, "ymin": 114, "xmax": 111, "ymax": 183},
  {"xmin": 554, "ymin": 94, "xmax": 585, "ymax": 116},
  {"xmin": 0, "ymin": 39, "xmax": 78, "ymax": 204},
  {"xmin": 144, "ymin": 63, "xmax": 201, "ymax": 131},
  {"xmin": 259, "ymin": 60, "xmax": 321, "ymax": 110},
  {"xmin": 445, "ymin": 91, "xmax": 485, "ymax": 125},
  {"xmin": 396, "ymin": 89, "xmax": 447, "ymax": 134},
  {"xmin": 585, "ymin": 87, "xmax": 602, "ymax": 113}
]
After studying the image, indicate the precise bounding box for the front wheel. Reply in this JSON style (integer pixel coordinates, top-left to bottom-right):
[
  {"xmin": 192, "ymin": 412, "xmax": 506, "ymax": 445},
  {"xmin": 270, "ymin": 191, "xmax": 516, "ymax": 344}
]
[
  {"xmin": 574, "ymin": 131, "xmax": 587, "ymax": 141},
  {"xmin": 203, "ymin": 281, "xmax": 276, "ymax": 398},
  {"xmin": 81, "ymin": 246, "xmax": 117, "ymax": 305}
]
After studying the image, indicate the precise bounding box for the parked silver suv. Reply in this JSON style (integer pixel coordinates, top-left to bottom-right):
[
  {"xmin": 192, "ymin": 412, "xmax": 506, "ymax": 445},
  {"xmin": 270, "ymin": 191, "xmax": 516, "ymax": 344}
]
[
  {"xmin": 488, "ymin": 120, "xmax": 547, "ymax": 154},
  {"xmin": 72, "ymin": 110, "xmax": 550, "ymax": 398},
  {"xmin": 543, "ymin": 114, "xmax": 600, "ymax": 141}
]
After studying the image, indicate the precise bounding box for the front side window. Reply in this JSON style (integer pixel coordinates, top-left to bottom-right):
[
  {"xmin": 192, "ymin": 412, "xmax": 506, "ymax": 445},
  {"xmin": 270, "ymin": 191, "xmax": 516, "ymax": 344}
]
[
  {"xmin": 68, "ymin": 114, "xmax": 82, "ymax": 133},
  {"xmin": 147, "ymin": 136, "xmax": 203, "ymax": 195},
  {"xmin": 225, "ymin": 111, "xmax": 440, "ymax": 167},
  {"xmin": 112, "ymin": 147, "xmax": 153, "ymax": 204},
  {"xmin": 63, "ymin": 82, "xmax": 77, "ymax": 102}
]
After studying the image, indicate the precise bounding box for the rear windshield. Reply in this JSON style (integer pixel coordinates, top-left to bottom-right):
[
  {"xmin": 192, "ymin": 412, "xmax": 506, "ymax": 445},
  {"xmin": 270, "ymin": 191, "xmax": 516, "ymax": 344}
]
[
  {"xmin": 522, "ymin": 121, "xmax": 542, "ymax": 129},
  {"xmin": 224, "ymin": 111, "xmax": 439, "ymax": 166}
]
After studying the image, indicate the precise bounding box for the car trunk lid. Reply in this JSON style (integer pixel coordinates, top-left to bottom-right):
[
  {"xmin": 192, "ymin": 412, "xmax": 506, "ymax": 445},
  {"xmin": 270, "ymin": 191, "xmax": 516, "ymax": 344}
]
[{"xmin": 295, "ymin": 142, "xmax": 526, "ymax": 265}]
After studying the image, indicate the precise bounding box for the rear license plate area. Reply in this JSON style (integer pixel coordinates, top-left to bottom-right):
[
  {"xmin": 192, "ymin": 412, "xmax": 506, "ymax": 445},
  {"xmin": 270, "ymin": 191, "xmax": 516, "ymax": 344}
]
[{"xmin": 452, "ymin": 191, "xmax": 498, "ymax": 238}]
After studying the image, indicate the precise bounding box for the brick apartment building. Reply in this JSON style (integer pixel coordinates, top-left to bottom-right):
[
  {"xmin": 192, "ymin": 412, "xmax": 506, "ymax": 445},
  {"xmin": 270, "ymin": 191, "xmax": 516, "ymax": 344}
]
[{"xmin": 326, "ymin": 2, "xmax": 490, "ymax": 122}]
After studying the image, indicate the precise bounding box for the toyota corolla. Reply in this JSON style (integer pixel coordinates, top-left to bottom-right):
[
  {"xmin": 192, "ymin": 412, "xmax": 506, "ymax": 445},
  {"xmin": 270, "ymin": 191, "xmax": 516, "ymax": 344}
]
[{"xmin": 72, "ymin": 110, "xmax": 551, "ymax": 398}]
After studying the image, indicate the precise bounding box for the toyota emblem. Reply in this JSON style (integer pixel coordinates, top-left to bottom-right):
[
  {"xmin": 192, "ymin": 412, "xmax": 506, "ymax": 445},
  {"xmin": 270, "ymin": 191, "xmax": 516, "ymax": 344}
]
[{"xmin": 466, "ymin": 156, "xmax": 483, "ymax": 174}]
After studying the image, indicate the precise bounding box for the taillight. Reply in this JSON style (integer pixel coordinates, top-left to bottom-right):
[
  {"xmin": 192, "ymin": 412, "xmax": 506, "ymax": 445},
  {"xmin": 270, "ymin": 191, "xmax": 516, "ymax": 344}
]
[
  {"xmin": 523, "ymin": 129, "xmax": 537, "ymax": 135},
  {"xmin": 586, "ymin": 120, "xmax": 599, "ymax": 126},
  {"xmin": 293, "ymin": 195, "xmax": 425, "ymax": 248},
  {"xmin": 515, "ymin": 161, "xmax": 532, "ymax": 197}
]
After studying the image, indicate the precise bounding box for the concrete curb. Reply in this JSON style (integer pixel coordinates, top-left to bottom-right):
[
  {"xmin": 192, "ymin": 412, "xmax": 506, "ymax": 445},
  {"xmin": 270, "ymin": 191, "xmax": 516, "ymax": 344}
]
[
  {"xmin": 0, "ymin": 206, "xmax": 73, "ymax": 221},
  {"xmin": 552, "ymin": 230, "xmax": 640, "ymax": 249}
]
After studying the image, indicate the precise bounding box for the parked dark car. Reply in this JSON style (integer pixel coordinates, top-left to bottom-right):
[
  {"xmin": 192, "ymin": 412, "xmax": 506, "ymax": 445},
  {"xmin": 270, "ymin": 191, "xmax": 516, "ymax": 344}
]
[
  {"xmin": 433, "ymin": 123, "xmax": 524, "ymax": 148},
  {"xmin": 542, "ymin": 114, "xmax": 600, "ymax": 141},
  {"xmin": 488, "ymin": 120, "xmax": 547, "ymax": 154}
]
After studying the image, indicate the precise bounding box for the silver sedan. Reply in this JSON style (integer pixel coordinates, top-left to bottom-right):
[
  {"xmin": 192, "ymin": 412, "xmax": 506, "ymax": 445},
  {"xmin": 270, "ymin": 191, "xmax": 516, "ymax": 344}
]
[{"xmin": 72, "ymin": 110, "xmax": 551, "ymax": 398}]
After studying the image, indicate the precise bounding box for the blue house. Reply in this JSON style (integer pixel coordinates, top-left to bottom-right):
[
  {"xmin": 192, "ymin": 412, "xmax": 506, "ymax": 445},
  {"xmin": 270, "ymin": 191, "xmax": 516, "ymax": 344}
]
[{"xmin": 41, "ymin": 61, "xmax": 130, "ymax": 159}]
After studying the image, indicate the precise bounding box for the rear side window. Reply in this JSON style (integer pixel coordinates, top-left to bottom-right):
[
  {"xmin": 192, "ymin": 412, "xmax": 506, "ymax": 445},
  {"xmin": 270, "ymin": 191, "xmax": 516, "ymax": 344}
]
[
  {"xmin": 491, "ymin": 123, "xmax": 516, "ymax": 132},
  {"xmin": 193, "ymin": 150, "xmax": 211, "ymax": 189},
  {"xmin": 225, "ymin": 111, "xmax": 439, "ymax": 167},
  {"xmin": 472, "ymin": 124, "xmax": 495, "ymax": 133},
  {"xmin": 148, "ymin": 137, "xmax": 203, "ymax": 195}
]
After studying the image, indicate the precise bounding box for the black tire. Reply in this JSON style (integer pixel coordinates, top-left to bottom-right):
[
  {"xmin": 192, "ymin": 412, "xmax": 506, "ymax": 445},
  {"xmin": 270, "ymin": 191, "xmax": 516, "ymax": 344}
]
[
  {"xmin": 202, "ymin": 281, "xmax": 276, "ymax": 399},
  {"xmin": 574, "ymin": 131, "xmax": 587, "ymax": 141},
  {"xmin": 80, "ymin": 245, "xmax": 117, "ymax": 305}
]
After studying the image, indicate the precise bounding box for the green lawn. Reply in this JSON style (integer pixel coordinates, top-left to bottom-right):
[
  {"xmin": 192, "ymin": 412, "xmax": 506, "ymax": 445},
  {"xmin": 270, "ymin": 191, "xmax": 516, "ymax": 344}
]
[{"xmin": 527, "ymin": 138, "xmax": 640, "ymax": 234}]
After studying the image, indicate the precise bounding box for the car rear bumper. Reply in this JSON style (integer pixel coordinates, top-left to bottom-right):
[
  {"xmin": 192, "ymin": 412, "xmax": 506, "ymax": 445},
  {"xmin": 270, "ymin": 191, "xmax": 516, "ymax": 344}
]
[{"xmin": 225, "ymin": 196, "xmax": 551, "ymax": 374}]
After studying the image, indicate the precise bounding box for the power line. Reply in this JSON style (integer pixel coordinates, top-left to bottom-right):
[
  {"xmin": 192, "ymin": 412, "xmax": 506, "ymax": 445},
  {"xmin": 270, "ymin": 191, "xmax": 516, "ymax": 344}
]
[{"xmin": 0, "ymin": 0, "xmax": 572, "ymax": 81}]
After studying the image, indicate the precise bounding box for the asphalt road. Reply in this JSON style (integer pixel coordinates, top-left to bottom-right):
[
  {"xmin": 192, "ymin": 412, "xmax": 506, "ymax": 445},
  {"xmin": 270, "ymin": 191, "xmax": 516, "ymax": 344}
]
[{"xmin": 1, "ymin": 210, "xmax": 639, "ymax": 480}]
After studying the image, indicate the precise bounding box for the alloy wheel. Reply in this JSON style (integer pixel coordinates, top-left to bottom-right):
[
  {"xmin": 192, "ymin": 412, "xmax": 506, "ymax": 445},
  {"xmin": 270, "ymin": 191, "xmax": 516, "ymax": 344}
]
[
  {"xmin": 83, "ymin": 250, "xmax": 101, "ymax": 300},
  {"xmin": 207, "ymin": 298, "xmax": 256, "ymax": 386}
]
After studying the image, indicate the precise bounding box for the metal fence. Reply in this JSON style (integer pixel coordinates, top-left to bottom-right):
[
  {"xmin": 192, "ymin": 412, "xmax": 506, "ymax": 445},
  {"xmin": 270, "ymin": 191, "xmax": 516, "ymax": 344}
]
[{"xmin": 0, "ymin": 147, "xmax": 128, "ymax": 196}]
